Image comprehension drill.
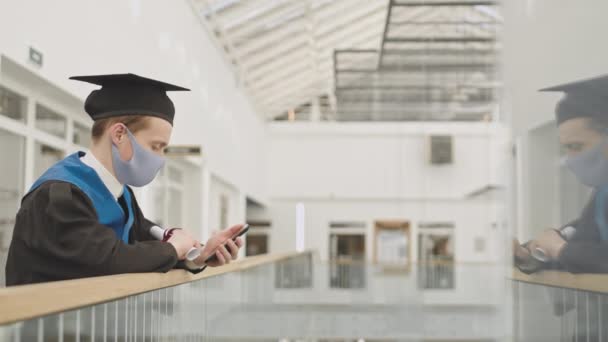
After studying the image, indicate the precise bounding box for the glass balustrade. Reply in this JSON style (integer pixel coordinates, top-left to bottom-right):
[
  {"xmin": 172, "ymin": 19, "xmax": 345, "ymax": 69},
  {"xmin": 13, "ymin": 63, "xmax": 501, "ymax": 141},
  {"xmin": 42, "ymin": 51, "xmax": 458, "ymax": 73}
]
[{"xmin": 0, "ymin": 253, "xmax": 511, "ymax": 341}]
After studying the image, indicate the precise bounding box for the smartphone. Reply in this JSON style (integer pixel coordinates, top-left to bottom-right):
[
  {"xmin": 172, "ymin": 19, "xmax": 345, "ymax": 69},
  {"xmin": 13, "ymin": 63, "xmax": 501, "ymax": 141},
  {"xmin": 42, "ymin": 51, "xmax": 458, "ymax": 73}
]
[{"xmin": 204, "ymin": 224, "xmax": 249, "ymax": 263}]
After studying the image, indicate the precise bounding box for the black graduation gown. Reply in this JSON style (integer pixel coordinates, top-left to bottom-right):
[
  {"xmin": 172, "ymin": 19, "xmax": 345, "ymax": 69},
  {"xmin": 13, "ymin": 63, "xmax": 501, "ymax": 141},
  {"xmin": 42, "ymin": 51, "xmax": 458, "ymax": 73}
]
[
  {"xmin": 5, "ymin": 181, "xmax": 178, "ymax": 286},
  {"xmin": 558, "ymin": 192, "xmax": 608, "ymax": 273}
]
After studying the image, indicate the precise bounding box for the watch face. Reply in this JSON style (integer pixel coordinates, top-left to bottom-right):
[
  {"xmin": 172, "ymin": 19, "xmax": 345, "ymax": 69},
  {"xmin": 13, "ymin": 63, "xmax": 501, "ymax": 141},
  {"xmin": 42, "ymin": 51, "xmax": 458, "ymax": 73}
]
[
  {"xmin": 515, "ymin": 256, "xmax": 545, "ymax": 274},
  {"xmin": 561, "ymin": 226, "xmax": 577, "ymax": 240},
  {"xmin": 531, "ymin": 248, "xmax": 550, "ymax": 262}
]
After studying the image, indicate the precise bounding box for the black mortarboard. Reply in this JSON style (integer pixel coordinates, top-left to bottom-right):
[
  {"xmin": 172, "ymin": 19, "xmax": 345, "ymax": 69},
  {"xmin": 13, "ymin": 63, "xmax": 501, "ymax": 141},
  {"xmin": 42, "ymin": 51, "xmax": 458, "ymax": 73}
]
[
  {"xmin": 540, "ymin": 74, "xmax": 608, "ymax": 125},
  {"xmin": 69, "ymin": 73, "xmax": 190, "ymax": 125}
]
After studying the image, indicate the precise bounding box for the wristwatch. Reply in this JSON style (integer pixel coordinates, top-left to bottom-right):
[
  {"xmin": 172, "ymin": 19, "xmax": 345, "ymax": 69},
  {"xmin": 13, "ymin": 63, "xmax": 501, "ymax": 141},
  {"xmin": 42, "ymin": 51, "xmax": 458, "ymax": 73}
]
[{"xmin": 555, "ymin": 225, "xmax": 577, "ymax": 240}]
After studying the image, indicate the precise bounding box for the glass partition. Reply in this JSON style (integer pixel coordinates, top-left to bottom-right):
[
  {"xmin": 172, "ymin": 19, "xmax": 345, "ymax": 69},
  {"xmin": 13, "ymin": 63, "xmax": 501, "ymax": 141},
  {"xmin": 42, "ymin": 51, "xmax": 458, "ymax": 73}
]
[
  {"xmin": 0, "ymin": 253, "xmax": 509, "ymax": 341},
  {"xmin": 513, "ymin": 276, "xmax": 607, "ymax": 341},
  {"xmin": 505, "ymin": 2, "xmax": 608, "ymax": 341}
]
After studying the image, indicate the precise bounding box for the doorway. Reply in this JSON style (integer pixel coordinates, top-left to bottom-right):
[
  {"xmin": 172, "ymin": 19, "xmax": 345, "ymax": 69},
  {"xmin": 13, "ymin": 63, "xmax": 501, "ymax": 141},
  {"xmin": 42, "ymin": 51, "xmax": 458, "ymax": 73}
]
[
  {"xmin": 329, "ymin": 230, "xmax": 366, "ymax": 289},
  {"xmin": 373, "ymin": 220, "xmax": 411, "ymax": 270}
]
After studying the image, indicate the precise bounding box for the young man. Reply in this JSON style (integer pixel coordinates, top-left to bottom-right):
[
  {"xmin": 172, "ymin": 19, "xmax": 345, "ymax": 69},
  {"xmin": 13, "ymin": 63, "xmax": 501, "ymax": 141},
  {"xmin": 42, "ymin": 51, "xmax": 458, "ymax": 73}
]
[
  {"xmin": 5, "ymin": 73, "xmax": 243, "ymax": 286},
  {"xmin": 515, "ymin": 74, "xmax": 608, "ymax": 274}
]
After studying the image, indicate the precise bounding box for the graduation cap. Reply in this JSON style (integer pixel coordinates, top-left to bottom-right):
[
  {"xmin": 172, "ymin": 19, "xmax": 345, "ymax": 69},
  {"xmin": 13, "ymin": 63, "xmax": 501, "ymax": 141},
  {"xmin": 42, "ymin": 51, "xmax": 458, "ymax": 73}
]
[
  {"xmin": 70, "ymin": 73, "xmax": 190, "ymax": 125},
  {"xmin": 541, "ymin": 74, "xmax": 608, "ymax": 125}
]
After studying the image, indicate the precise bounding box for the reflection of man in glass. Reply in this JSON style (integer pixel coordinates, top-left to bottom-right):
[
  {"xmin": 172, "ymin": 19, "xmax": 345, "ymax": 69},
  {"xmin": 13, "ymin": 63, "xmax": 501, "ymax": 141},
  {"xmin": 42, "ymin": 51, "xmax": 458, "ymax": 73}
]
[{"xmin": 516, "ymin": 75, "xmax": 608, "ymax": 273}]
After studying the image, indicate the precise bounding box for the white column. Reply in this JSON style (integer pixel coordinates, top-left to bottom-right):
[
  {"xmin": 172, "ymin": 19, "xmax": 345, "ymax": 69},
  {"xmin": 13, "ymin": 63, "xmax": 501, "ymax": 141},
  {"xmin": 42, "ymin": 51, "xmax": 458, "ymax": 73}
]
[
  {"xmin": 237, "ymin": 191, "xmax": 247, "ymax": 258},
  {"xmin": 24, "ymin": 96, "xmax": 36, "ymax": 191},
  {"xmin": 310, "ymin": 96, "xmax": 321, "ymax": 122},
  {"xmin": 296, "ymin": 202, "xmax": 306, "ymax": 252},
  {"xmin": 200, "ymin": 161, "xmax": 211, "ymax": 241}
]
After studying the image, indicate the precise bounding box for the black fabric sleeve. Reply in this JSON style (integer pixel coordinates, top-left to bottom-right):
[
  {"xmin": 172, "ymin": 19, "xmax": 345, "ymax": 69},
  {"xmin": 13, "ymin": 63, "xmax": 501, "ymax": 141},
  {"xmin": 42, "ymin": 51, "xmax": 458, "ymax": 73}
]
[
  {"xmin": 28, "ymin": 182, "xmax": 178, "ymax": 278},
  {"xmin": 559, "ymin": 241, "xmax": 608, "ymax": 273},
  {"xmin": 558, "ymin": 195, "xmax": 608, "ymax": 273}
]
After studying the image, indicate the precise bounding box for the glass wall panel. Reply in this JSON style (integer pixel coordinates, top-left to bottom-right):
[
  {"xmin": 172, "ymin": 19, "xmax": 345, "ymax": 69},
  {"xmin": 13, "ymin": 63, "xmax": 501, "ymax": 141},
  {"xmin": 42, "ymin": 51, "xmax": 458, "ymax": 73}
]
[{"xmin": 0, "ymin": 85, "xmax": 26, "ymax": 123}]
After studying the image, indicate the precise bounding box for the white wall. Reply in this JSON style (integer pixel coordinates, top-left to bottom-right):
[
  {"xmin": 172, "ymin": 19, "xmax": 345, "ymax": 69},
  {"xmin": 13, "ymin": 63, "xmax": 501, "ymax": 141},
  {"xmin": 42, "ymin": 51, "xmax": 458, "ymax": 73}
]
[
  {"xmin": 268, "ymin": 122, "xmax": 498, "ymax": 200},
  {"xmin": 265, "ymin": 122, "xmax": 507, "ymax": 263},
  {"xmin": 268, "ymin": 199, "xmax": 501, "ymax": 263},
  {"xmin": 0, "ymin": 0, "xmax": 267, "ymax": 202}
]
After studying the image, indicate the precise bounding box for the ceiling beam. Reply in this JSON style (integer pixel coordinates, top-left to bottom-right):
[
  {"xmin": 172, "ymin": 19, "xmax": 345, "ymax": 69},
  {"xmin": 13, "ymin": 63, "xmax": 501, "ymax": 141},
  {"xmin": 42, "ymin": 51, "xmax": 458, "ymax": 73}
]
[
  {"xmin": 235, "ymin": 24, "xmax": 305, "ymax": 58},
  {"xmin": 264, "ymin": 88, "xmax": 321, "ymax": 116},
  {"xmin": 221, "ymin": 0, "xmax": 297, "ymax": 34},
  {"xmin": 239, "ymin": 0, "xmax": 386, "ymax": 70},
  {"xmin": 235, "ymin": 0, "xmax": 383, "ymax": 57},
  {"xmin": 393, "ymin": 1, "xmax": 497, "ymax": 6},
  {"xmin": 250, "ymin": 30, "xmax": 378, "ymax": 89},
  {"xmin": 252, "ymin": 34, "xmax": 380, "ymax": 97},
  {"xmin": 246, "ymin": 20, "xmax": 383, "ymax": 84},
  {"xmin": 379, "ymin": 5, "xmax": 441, "ymax": 66},
  {"xmin": 265, "ymin": 89, "xmax": 319, "ymax": 110},
  {"xmin": 266, "ymin": 95, "xmax": 325, "ymax": 118},
  {"xmin": 338, "ymin": 62, "xmax": 496, "ymax": 72},
  {"xmin": 201, "ymin": 0, "xmax": 248, "ymax": 85},
  {"xmin": 256, "ymin": 75, "xmax": 319, "ymax": 106},
  {"xmin": 189, "ymin": 0, "xmax": 269, "ymax": 117},
  {"xmin": 384, "ymin": 37, "xmax": 496, "ymax": 43},
  {"xmin": 387, "ymin": 6, "xmax": 498, "ymax": 38},
  {"xmin": 227, "ymin": 2, "xmax": 311, "ymax": 44}
]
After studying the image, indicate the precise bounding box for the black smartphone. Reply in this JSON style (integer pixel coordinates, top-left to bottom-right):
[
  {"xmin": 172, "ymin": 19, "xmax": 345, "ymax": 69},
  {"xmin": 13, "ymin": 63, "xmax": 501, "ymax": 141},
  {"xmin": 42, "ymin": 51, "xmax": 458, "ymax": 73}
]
[{"xmin": 205, "ymin": 224, "xmax": 249, "ymax": 263}]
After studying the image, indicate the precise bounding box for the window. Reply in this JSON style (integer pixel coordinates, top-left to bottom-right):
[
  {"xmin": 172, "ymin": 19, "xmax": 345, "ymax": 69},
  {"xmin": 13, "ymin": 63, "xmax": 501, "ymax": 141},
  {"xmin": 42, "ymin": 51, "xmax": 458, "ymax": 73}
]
[
  {"xmin": 246, "ymin": 234, "xmax": 268, "ymax": 256},
  {"xmin": 146, "ymin": 163, "xmax": 187, "ymax": 229},
  {"xmin": 35, "ymin": 104, "xmax": 67, "ymax": 138},
  {"xmin": 417, "ymin": 222, "xmax": 455, "ymax": 290},
  {"xmin": 73, "ymin": 122, "xmax": 91, "ymax": 147},
  {"xmin": 329, "ymin": 234, "xmax": 366, "ymax": 289},
  {"xmin": 0, "ymin": 85, "xmax": 26, "ymax": 122},
  {"xmin": 374, "ymin": 220, "xmax": 410, "ymax": 267},
  {"xmin": 0, "ymin": 75, "xmax": 85, "ymax": 287},
  {"xmin": 33, "ymin": 143, "xmax": 63, "ymax": 180},
  {"xmin": 0, "ymin": 128, "xmax": 25, "ymax": 286}
]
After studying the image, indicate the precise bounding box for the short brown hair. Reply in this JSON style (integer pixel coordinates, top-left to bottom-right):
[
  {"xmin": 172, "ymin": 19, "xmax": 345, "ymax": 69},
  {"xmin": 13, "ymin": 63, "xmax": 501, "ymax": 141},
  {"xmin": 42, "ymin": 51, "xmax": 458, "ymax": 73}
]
[{"xmin": 91, "ymin": 115, "xmax": 150, "ymax": 142}]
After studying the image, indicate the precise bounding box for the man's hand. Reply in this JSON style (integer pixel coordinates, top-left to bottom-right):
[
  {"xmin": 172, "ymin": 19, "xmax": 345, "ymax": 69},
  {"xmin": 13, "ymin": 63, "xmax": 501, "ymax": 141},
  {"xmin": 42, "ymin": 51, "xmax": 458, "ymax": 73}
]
[
  {"xmin": 194, "ymin": 224, "xmax": 245, "ymax": 267},
  {"xmin": 528, "ymin": 230, "xmax": 567, "ymax": 260},
  {"xmin": 167, "ymin": 229, "xmax": 201, "ymax": 260},
  {"xmin": 512, "ymin": 238, "xmax": 531, "ymax": 261}
]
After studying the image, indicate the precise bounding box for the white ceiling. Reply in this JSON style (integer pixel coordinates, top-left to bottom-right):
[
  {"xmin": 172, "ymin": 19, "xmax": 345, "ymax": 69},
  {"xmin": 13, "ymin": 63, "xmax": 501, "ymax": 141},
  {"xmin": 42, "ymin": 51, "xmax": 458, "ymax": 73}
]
[{"xmin": 190, "ymin": 0, "xmax": 502, "ymax": 121}]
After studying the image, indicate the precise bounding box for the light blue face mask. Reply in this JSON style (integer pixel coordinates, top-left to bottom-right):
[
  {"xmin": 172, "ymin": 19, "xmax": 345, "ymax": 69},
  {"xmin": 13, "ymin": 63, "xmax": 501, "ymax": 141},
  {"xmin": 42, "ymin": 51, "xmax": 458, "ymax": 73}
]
[
  {"xmin": 561, "ymin": 137, "xmax": 608, "ymax": 188},
  {"xmin": 111, "ymin": 128, "xmax": 165, "ymax": 187}
]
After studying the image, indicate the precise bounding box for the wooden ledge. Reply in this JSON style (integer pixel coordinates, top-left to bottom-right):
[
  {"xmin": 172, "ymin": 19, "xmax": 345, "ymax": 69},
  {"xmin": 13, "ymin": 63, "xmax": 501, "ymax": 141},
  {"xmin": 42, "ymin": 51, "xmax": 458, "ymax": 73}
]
[
  {"xmin": 0, "ymin": 251, "xmax": 311, "ymax": 325},
  {"xmin": 511, "ymin": 268, "xmax": 608, "ymax": 294}
]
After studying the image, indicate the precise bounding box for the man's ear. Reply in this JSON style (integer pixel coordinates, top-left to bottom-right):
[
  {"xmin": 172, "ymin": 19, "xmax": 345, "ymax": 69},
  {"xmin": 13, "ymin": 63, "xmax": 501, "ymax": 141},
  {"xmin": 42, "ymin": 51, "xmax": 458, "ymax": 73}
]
[{"xmin": 109, "ymin": 123, "xmax": 127, "ymax": 145}]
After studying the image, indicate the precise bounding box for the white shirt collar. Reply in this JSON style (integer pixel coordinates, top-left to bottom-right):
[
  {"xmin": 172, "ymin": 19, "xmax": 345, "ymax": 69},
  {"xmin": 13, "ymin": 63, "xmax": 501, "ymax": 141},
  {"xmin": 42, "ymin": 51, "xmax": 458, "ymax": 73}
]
[{"xmin": 80, "ymin": 152, "xmax": 124, "ymax": 200}]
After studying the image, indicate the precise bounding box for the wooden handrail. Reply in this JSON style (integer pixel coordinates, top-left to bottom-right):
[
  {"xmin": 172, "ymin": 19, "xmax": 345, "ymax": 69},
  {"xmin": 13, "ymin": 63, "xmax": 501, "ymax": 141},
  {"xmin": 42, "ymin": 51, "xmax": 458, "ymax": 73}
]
[
  {"xmin": 511, "ymin": 268, "xmax": 608, "ymax": 294},
  {"xmin": 0, "ymin": 250, "xmax": 312, "ymax": 325}
]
